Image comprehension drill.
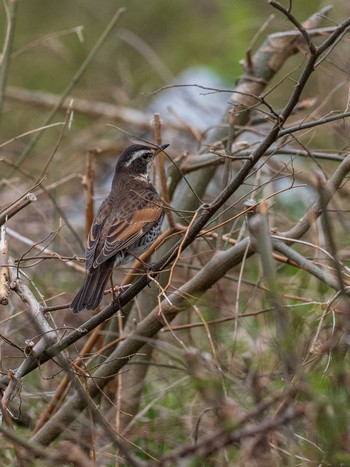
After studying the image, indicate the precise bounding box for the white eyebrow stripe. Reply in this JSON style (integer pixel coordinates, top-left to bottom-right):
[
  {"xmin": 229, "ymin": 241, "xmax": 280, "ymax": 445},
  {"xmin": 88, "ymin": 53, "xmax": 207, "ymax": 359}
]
[{"xmin": 124, "ymin": 150, "xmax": 152, "ymax": 167}]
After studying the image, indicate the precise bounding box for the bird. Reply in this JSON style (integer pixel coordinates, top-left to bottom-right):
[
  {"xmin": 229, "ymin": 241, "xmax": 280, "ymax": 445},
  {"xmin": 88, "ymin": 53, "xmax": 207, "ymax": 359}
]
[{"xmin": 71, "ymin": 143, "xmax": 169, "ymax": 313}]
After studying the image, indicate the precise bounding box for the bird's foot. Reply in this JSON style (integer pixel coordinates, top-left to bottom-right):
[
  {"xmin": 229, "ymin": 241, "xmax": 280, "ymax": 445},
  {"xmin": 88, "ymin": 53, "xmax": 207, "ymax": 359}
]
[
  {"xmin": 141, "ymin": 262, "xmax": 162, "ymax": 288},
  {"xmin": 110, "ymin": 283, "xmax": 131, "ymax": 315}
]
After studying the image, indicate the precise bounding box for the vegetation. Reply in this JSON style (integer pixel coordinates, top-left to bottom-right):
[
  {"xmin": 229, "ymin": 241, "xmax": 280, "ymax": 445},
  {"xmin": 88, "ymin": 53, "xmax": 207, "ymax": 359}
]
[{"xmin": 1, "ymin": 1, "xmax": 350, "ymax": 465}]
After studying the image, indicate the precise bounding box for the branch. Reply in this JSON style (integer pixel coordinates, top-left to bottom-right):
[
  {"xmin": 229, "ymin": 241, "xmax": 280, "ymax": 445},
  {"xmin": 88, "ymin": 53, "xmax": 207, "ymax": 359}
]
[
  {"xmin": 247, "ymin": 202, "xmax": 297, "ymax": 376},
  {"xmin": 0, "ymin": 0, "xmax": 18, "ymax": 118},
  {"xmin": 2, "ymin": 6, "xmax": 350, "ymax": 450},
  {"xmin": 179, "ymin": 147, "xmax": 345, "ymax": 176},
  {"xmin": 2, "ymin": 150, "xmax": 350, "ymax": 395},
  {"xmin": 29, "ymin": 137, "xmax": 350, "ymax": 445},
  {"xmin": 0, "ymin": 225, "xmax": 10, "ymax": 305},
  {"xmin": 31, "ymin": 237, "xmax": 252, "ymax": 445},
  {"xmin": 269, "ymin": 0, "xmax": 317, "ymax": 54},
  {"xmin": 272, "ymin": 238, "xmax": 345, "ymax": 292},
  {"xmin": 0, "ymin": 193, "xmax": 37, "ymax": 227},
  {"xmin": 5, "ymin": 86, "xmax": 184, "ymax": 131},
  {"xmin": 167, "ymin": 8, "xmax": 332, "ymax": 201},
  {"xmin": 13, "ymin": 7, "xmax": 126, "ymax": 170},
  {"xmin": 280, "ymin": 155, "xmax": 350, "ymax": 239},
  {"xmin": 156, "ymin": 405, "xmax": 304, "ymax": 465},
  {"xmin": 6, "ymin": 227, "xmax": 84, "ymax": 272},
  {"xmin": 2, "ymin": 260, "xmax": 59, "ymax": 405},
  {"xmin": 279, "ymin": 110, "xmax": 350, "ymax": 137}
]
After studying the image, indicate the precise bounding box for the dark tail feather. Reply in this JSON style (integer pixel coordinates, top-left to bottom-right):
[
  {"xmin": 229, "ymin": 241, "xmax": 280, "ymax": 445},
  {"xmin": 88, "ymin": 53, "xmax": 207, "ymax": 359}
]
[{"xmin": 71, "ymin": 266, "xmax": 112, "ymax": 313}]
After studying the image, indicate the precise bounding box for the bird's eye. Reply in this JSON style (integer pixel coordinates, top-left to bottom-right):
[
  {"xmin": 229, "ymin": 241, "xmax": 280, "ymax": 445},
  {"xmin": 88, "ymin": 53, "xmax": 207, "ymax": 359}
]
[{"xmin": 142, "ymin": 153, "xmax": 150, "ymax": 160}]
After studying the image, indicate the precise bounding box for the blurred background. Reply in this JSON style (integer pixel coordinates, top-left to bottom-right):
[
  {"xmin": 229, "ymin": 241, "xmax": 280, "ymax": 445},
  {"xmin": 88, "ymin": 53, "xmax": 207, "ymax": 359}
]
[
  {"xmin": 1, "ymin": 0, "xmax": 349, "ymax": 284},
  {"xmin": 2, "ymin": 1, "xmax": 350, "ymax": 464}
]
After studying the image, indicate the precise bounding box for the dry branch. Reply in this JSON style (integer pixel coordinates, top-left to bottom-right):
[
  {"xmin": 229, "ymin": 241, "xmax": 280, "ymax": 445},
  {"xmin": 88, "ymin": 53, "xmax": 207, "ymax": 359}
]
[
  {"xmin": 2, "ymin": 260, "xmax": 59, "ymax": 405},
  {"xmin": 29, "ymin": 141, "xmax": 350, "ymax": 444},
  {"xmin": 0, "ymin": 193, "xmax": 37, "ymax": 227},
  {"xmin": 1, "ymin": 141, "xmax": 347, "ymax": 393},
  {"xmin": 14, "ymin": 7, "xmax": 126, "ymax": 169},
  {"xmin": 0, "ymin": 0, "xmax": 18, "ymax": 117},
  {"xmin": 0, "ymin": 229, "xmax": 10, "ymax": 305},
  {"xmin": 2, "ymin": 4, "xmax": 350, "ymax": 464},
  {"xmin": 5, "ymin": 86, "xmax": 176, "ymax": 130}
]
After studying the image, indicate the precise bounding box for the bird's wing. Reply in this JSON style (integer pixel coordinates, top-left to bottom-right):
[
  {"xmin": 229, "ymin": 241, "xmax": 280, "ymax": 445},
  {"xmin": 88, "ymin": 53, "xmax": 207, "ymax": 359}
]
[
  {"xmin": 93, "ymin": 202, "xmax": 163, "ymax": 267},
  {"xmin": 85, "ymin": 199, "xmax": 110, "ymax": 270}
]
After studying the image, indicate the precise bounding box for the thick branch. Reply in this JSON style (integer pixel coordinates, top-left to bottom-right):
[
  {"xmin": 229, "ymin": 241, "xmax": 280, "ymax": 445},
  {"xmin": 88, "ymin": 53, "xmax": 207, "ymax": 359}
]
[
  {"xmin": 29, "ymin": 145, "xmax": 350, "ymax": 444},
  {"xmin": 31, "ymin": 237, "xmax": 251, "ymax": 445}
]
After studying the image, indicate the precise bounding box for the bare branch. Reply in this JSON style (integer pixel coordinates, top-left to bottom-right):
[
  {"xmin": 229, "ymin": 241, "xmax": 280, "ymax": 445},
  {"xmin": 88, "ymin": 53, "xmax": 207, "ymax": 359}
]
[{"xmin": 0, "ymin": 193, "xmax": 37, "ymax": 227}]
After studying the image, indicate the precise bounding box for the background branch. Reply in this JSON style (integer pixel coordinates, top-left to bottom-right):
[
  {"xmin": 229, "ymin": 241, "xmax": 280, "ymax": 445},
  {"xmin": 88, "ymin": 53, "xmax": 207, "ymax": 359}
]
[{"xmin": 1, "ymin": 2, "xmax": 350, "ymax": 464}]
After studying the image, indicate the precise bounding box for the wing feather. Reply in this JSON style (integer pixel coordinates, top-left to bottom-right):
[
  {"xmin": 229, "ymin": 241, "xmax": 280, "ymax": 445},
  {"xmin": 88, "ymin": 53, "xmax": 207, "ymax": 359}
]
[
  {"xmin": 85, "ymin": 199, "xmax": 109, "ymax": 270},
  {"xmin": 93, "ymin": 205, "xmax": 163, "ymax": 267}
]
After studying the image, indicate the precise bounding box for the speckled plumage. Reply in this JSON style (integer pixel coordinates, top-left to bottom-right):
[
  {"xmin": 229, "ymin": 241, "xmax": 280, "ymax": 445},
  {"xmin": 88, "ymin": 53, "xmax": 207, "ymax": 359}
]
[{"xmin": 71, "ymin": 143, "xmax": 168, "ymax": 313}]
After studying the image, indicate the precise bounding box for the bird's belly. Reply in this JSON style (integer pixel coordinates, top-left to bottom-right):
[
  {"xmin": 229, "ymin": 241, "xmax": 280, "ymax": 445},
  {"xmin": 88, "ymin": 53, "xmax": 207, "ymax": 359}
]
[{"xmin": 113, "ymin": 221, "xmax": 162, "ymax": 267}]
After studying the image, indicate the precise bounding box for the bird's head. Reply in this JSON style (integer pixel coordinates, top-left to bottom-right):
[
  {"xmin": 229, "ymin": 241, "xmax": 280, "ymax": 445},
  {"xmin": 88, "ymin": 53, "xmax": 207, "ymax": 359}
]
[{"xmin": 116, "ymin": 143, "xmax": 169, "ymax": 180}]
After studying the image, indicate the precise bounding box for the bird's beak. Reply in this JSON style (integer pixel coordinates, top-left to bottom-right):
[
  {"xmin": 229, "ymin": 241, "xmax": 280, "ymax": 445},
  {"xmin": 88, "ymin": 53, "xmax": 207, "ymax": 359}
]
[{"xmin": 156, "ymin": 143, "xmax": 169, "ymax": 153}]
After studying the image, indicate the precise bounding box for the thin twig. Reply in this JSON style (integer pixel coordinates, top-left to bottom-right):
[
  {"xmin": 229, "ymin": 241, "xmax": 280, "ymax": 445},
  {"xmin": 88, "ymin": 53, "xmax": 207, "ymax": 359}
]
[
  {"xmin": 0, "ymin": 0, "xmax": 18, "ymax": 119},
  {"xmin": 13, "ymin": 7, "xmax": 126, "ymax": 170},
  {"xmin": 0, "ymin": 193, "xmax": 37, "ymax": 227},
  {"xmin": 153, "ymin": 114, "xmax": 175, "ymax": 228}
]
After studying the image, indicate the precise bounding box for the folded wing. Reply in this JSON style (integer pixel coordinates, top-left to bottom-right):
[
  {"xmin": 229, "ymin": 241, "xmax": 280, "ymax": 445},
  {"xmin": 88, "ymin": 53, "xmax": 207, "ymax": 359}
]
[{"xmin": 85, "ymin": 197, "xmax": 163, "ymax": 271}]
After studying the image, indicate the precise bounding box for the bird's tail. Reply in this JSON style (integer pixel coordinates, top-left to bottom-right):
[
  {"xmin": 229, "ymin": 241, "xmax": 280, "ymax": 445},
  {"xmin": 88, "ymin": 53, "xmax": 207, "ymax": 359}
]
[{"xmin": 71, "ymin": 266, "xmax": 112, "ymax": 313}]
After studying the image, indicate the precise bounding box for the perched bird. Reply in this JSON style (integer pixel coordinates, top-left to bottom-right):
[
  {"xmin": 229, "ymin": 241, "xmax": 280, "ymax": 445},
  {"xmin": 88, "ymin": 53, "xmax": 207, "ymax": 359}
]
[{"xmin": 71, "ymin": 143, "xmax": 169, "ymax": 313}]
